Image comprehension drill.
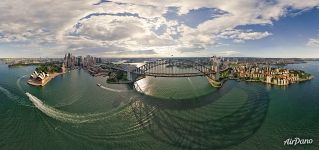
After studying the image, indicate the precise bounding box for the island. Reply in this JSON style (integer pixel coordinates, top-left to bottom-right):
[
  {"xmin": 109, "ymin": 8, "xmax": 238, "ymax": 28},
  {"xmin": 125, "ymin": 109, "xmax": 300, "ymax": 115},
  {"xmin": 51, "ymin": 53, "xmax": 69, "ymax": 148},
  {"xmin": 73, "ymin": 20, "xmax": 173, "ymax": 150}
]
[{"xmin": 27, "ymin": 63, "xmax": 65, "ymax": 86}]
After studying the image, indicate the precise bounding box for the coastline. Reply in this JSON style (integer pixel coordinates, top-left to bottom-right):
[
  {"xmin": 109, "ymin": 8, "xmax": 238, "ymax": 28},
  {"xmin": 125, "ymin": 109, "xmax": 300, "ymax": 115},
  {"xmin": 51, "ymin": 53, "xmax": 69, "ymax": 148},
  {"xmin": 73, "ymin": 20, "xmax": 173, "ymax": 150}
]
[
  {"xmin": 207, "ymin": 75, "xmax": 313, "ymax": 88},
  {"xmin": 236, "ymin": 76, "xmax": 314, "ymax": 86},
  {"xmin": 8, "ymin": 63, "xmax": 42, "ymax": 67},
  {"xmin": 207, "ymin": 77, "xmax": 223, "ymax": 88},
  {"xmin": 27, "ymin": 72, "xmax": 65, "ymax": 87},
  {"xmin": 107, "ymin": 80, "xmax": 132, "ymax": 84}
]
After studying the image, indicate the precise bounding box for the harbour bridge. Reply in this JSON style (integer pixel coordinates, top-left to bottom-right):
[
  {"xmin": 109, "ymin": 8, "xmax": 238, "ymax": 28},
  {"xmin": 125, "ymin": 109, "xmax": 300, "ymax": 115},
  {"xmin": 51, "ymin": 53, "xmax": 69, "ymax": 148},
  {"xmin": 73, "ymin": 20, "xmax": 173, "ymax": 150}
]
[{"xmin": 121, "ymin": 59, "xmax": 222, "ymax": 82}]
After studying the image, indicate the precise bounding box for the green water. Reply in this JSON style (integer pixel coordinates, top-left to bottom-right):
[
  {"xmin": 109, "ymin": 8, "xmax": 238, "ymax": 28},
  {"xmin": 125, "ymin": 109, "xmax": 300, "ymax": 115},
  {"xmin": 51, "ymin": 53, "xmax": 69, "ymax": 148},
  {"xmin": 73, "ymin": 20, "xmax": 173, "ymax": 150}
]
[{"xmin": 0, "ymin": 61, "xmax": 319, "ymax": 150}]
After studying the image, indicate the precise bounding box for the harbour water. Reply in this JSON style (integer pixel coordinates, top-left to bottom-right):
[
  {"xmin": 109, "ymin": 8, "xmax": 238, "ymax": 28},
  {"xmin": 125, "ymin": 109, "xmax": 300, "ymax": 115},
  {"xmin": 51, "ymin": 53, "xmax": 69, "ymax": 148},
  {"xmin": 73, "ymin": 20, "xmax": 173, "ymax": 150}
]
[{"xmin": 0, "ymin": 61, "xmax": 319, "ymax": 150}]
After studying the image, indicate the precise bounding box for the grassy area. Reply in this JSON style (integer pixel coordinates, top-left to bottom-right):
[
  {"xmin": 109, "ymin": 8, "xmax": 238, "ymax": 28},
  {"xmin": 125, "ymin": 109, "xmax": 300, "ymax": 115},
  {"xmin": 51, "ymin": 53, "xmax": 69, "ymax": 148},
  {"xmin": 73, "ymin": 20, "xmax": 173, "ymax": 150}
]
[
  {"xmin": 35, "ymin": 64, "xmax": 63, "ymax": 73},
  {"xmin": 220, "ymin": 69, "xmax": 231, "ymax": 80},
  {"xmin": 107, "ymin": 71, "xmax": 128, "ymax": 83},
  {"xmin": 289, "ymin": 70, "xmax": 312, "ymax": 79}
]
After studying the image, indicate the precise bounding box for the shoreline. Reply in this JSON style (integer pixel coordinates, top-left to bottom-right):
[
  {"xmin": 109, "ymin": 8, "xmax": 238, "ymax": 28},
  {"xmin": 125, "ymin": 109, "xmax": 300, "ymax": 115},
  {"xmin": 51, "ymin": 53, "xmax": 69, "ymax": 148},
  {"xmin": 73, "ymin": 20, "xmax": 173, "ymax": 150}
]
[
  {"xmin": 207, "ymin": 77, "xmax": 223, "ymax": 88},
  {"xmin": 107, "ymin": 80, "xmax": 132, "ymax": 84},
  {"xmin": 235, "ymin": 76, "xmax": 314, "ymax": 86},
  {"xmin": 27, "ymin": 72, "xmax": 65, "ymax": 87},
  {"xmin": 207, "ymin": 75, "xmax": 313, "ymax": 88}
]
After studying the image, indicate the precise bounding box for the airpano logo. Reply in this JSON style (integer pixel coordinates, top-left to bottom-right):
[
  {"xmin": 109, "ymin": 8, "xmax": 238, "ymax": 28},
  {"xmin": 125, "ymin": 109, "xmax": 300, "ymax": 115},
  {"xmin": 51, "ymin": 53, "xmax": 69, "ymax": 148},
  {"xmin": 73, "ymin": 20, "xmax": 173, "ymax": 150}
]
[{"xmin": 284, "ymin": 137, "xmax": 313, "ymax": 146}]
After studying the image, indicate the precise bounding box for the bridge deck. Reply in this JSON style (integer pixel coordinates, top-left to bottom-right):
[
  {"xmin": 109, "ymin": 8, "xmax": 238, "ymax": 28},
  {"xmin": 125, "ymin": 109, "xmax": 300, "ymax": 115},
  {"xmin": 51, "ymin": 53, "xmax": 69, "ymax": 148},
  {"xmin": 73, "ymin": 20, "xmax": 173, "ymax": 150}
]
[{"xmin": 142, "ymin": 72, "xmax": 213, "ymax": 77}]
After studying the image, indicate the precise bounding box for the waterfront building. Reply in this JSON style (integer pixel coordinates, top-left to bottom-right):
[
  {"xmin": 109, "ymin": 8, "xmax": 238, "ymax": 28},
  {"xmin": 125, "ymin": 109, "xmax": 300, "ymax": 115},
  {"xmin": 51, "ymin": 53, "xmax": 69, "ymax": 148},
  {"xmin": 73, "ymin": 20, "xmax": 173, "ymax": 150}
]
[
  {"xmin": 63, "ymin": 52, "xmax": 102, "ymax": 69},
  {"xmin": 30, "ymin": 71, "xmax": 49, "ymax": 84},
  {"xmin": 64, "ymin": 53, "xmax": 75, "ymax": 68},
  {"xmin": 233, "ymin": 64, "xmax": 304, "ymax": 85},
  {"xmin": 266, "ymin": 76, "xmax": 272, "ymax": 83},
  {"xmin": 83, "ymin": 55, "xmax": 96, "ymax": 68},
  {"xmin": 64, "ymin": 53, "xmax": 92, "ymax": 69},
  {"xmin": 71, "ymin": 55, "xmax": 76, "ymax": 68},
  {"xmin": 76, "ymin": 56, "xmax": 83, "ymax": 67},
  {"xmin": 96, "ymin": 57, "xmax": 102, "ymax": 64}
]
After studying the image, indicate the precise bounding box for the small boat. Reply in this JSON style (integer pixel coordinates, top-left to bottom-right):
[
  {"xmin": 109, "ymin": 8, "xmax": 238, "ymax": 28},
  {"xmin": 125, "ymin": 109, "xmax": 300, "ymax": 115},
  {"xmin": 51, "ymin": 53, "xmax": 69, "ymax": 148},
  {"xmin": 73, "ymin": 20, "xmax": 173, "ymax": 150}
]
[{"xmin": 97, "ymin": 84, "xmax": 101, "ymax": 86}]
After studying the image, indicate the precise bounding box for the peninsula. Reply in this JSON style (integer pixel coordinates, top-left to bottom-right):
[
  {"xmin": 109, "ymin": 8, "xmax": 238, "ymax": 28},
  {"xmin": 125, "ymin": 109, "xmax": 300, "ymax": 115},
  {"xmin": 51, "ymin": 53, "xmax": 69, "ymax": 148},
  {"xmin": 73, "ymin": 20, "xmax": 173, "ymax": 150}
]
[
  {"xmin": 27, "ymin": 63, "xmax": 65, "ymax": 86},
  {"xmin": 230, "ymin": 64, "xmax": 313, "ymax": 86}
]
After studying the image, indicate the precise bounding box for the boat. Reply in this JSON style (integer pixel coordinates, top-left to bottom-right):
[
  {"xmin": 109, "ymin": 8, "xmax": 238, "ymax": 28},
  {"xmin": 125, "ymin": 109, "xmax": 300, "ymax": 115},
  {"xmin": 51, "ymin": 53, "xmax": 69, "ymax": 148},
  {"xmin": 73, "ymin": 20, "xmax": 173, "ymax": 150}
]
[{"xmin": 97, "ymin": 84, "xmax": 101, "ymax": 86}]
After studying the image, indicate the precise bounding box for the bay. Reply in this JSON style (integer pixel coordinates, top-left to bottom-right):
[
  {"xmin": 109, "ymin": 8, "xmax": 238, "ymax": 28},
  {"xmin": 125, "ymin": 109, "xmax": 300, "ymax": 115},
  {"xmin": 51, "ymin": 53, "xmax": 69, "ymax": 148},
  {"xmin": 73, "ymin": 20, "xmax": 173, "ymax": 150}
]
[{"xmin": 0, "ymin": 61, "xmax": 318, "ymax": 150}]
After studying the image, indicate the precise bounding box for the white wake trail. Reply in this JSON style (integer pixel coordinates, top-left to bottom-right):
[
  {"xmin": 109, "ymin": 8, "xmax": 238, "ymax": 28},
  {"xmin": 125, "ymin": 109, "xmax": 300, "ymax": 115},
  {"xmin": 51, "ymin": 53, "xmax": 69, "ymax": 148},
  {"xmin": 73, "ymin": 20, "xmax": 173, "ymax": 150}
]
[
  {"xmin": 0, "ymin": 86, "xmax": 32, "ymax": 107},
  {"xmin": 26, "ymin": 92, "xmax": 129, "ymax": 124},
  {"xmin": 16, "ymin": 75, "xmax": 27, "ymax": 92},
  {"xmin": 0, "ymin": 86, "xmax": 20, "ymax": 101},
  {"xmin": 99, "ymin": 85, "xmax": 128, "ymax": 93}
]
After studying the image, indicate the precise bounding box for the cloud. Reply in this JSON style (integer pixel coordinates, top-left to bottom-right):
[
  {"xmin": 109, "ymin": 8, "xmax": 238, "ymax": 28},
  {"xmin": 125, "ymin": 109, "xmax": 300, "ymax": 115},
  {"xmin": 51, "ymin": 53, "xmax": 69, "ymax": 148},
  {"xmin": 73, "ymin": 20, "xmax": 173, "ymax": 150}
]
[
  {"xmin": 216, "ymin": 50, "xmax": 240, "ymax": 56},
  {"xmin": 177, "ymin": 45, "xmax": 206, "ymax": 53},
  {"xmin": 109, "ymin": 49, "xmax": 157, "ymax": 55},
  {"xmin": 0, "ymin": 0, "xmax": 319, "ymax": 57},
  {"xmin": 218, "ymin": 29, "xmax": 272, "ymax": 43},
  {"xmin": 236, "ymin": 31, "xmax": 272, "ymax": 41},
  {"xmin": 64, "ymin": 13, "xmax": 177, "ymax": 55},
  {"xmin": 306, "ymin": 38, "xmax": 319, "ymax": 47},
  {"xmin": 71, "ymin": 16, "xmax": 146, "ymax": 41}
]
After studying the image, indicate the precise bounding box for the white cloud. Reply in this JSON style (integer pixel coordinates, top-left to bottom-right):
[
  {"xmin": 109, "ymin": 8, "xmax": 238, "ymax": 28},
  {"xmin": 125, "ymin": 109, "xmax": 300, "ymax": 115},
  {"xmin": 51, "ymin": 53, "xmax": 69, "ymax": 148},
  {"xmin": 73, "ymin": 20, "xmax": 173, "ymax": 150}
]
[
  {"xmin": 216, "ymin": 50, "xmax": 240, "ymax": 56},
  {"xmin": 71, "ymin": 16, "xmax": 147, "ymax": 41},
  {"xmin": 64, "ymin": 14, "xmax": 177, "ymax": 57},
  {"xmin": 98, "ymin": 2, "xmax": 167, "ymax": 18},
  {"xmin": 237, "ymin": 31, "xmax": 272, "ymax": 40},
  {"xmin": 306, "ymin": 38, "xmax": 319, "ymax": 47},
  {"xmin": 218, "ymin": 29, "xmax": 272, "ymax": 42},
  {"xmin": 0, "ymin": 0, "xmax": 319, "ymax": 57}
]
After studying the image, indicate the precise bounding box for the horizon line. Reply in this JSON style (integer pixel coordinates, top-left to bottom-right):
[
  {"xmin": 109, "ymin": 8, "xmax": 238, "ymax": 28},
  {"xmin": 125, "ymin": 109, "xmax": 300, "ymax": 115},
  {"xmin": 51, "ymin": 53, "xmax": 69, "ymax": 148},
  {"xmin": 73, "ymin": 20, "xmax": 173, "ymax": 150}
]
[{"xmin": 1, "ymin": 56, "xmax": 319, "ymax": 59}]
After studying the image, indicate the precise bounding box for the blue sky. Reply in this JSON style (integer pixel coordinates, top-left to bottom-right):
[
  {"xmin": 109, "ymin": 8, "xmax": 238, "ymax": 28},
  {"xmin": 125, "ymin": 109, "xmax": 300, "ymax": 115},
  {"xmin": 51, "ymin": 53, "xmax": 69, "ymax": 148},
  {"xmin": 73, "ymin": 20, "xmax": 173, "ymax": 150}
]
[
  {"xmin": 0, "ymin": 0, "xmax": 319, "ymax": 58},
  {"xmin": 230, "ymin": 8, "xmax": 319, "ymax": 57}
]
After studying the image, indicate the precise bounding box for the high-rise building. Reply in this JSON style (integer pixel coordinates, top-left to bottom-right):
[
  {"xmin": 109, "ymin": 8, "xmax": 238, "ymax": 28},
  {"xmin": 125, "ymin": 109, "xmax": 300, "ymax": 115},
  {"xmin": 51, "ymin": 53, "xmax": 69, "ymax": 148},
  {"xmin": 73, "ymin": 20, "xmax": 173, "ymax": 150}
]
[
  {"xmin": 71, "ymin": 55, "xmax": 76, "ymax": 68},
  {"xmin": 76, "ymin": 56, "xmax": 83, "ymax": 67},
  {"xmin": 95, "ymin": 57, "xmax": 102, "ymax": 64},
  {"xmin": 83, "ymin": 55, "xmax": 96, "ymax": 67},
  {"xmin": 63, "ymin": 53, "xmax": 98, "ymax": 69},
  {"xmin": 64, "ymin": 53, "xmax": 72, "ymax": 68}
]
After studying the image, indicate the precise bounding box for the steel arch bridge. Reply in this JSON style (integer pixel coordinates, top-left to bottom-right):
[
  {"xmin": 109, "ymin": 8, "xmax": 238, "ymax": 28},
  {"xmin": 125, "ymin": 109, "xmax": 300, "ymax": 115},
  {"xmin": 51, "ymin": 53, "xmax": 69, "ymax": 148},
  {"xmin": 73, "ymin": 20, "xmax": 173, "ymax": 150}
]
[{"xmin": 127, "ymin": 59, "xmax": 219, "ymax": 81}]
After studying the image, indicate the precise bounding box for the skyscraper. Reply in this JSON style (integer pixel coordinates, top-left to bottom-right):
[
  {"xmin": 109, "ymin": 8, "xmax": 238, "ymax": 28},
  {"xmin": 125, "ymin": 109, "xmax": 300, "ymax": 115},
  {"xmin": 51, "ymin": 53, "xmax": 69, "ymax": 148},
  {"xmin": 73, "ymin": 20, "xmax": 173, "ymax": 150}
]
[
  {"xmin": 65, "ymin": 53, "xmax": 71, "ymax": 68},
  {"xmin": 76, "ymin": 56, "xmax": 83, "ymax": 67}
]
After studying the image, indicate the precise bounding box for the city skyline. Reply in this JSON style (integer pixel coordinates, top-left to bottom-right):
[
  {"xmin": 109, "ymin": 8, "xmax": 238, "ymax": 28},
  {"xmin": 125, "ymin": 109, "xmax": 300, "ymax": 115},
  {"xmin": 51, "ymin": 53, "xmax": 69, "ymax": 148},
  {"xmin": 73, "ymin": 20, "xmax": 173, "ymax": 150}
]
[{"xmin": 1, "ymin": 1, "xmax": 319, "ymax": 58}]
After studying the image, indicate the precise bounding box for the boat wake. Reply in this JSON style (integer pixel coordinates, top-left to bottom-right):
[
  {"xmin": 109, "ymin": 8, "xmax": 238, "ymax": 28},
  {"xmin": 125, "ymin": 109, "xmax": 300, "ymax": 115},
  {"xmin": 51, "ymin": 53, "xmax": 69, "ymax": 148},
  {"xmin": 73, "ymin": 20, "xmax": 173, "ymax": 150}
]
[
  {"xmin": 25, "ymin": 92, "xmax": 130, "ymax": 124},
  {"xmin": 16, "ymin": 75, "xmax": 27, "ymax": 92},
  {"xmin": 0, "ymin": 86, "xmax": 33, "ymax": 107},
  {"xmin": 53, "ymin": 99, "xmax": 81, "ymax": 108},
  {"xmin": 99, "ymin": 85, "xmax": 129, "ymax": 93},
  {"xmin": 187, "ymin": 77, "xmax": 193, "ymax": 86}
]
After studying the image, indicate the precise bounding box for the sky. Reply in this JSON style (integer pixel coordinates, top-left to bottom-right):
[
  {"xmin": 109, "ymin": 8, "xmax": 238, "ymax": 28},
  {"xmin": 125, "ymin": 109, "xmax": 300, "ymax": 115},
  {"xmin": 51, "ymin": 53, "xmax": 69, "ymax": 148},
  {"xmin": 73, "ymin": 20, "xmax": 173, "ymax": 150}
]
[{"xmin": 0, "ymin": 0, "xmax": 319, "ymax": 58}]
